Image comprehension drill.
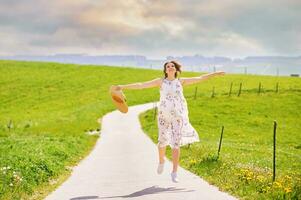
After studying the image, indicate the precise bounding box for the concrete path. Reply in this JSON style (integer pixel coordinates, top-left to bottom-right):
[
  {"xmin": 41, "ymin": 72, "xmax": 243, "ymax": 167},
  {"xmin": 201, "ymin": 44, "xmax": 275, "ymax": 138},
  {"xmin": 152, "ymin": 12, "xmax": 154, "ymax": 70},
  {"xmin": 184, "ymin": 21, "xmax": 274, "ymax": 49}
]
[{"xmin": 45, "ymin": 102, "xmax": 237, "ymax": 200}]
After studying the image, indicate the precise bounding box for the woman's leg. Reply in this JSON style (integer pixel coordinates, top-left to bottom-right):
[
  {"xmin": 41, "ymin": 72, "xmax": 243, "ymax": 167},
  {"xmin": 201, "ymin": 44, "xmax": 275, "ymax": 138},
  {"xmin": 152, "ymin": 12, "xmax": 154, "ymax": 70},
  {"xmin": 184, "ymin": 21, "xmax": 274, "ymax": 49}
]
[
  {"xmin": 158, "ymin": 145, "xmax": 166, "ymax": 163},
  {"xmin": 172, "ymin": 147, "xmax": 180, "ymax": 172},
  {"xmin": 157, "ymin": 113, "xmax": 170, "ymax": 164},
  {"xmin": 171, "ymin": 116, "xmax": 182, "ymax": 173}
]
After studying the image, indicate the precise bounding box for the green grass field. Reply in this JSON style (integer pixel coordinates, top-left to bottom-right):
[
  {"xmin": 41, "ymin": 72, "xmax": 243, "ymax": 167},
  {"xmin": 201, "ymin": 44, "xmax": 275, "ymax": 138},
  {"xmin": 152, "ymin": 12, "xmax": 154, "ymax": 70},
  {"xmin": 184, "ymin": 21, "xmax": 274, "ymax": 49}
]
[
  {"xmin": 0, "ymin": 60, "xmax": 300, "ymax": 199},
  {"xmin": 0, "ymin": 60, "xmax": 163, "ymax": 199},
  {"xmin": 139, "ymin": 71, "xmax": 301, "ymax": 199}
]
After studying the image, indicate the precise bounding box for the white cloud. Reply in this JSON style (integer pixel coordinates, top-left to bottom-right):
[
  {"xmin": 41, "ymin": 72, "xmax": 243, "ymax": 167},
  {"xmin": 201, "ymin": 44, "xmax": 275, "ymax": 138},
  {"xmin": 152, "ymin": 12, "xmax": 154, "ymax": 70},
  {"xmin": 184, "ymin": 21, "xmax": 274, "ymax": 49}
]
[{"xmin": 0, "ymin": 0, "xmax": 300, "ymax": 58}]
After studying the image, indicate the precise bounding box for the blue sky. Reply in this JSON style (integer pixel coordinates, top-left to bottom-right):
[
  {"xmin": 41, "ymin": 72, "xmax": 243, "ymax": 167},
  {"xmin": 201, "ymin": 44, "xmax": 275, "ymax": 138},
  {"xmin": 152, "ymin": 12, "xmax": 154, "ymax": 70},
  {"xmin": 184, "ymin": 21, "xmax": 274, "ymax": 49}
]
[{"xmin": 0, "ymin": 0, "xmax": 300, "ymax": 59}]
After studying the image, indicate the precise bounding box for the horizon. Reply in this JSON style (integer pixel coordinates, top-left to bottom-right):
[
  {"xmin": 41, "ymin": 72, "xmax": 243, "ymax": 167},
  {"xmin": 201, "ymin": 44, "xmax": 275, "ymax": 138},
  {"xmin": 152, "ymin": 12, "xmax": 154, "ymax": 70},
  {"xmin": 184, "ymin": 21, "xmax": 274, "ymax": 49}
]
[{"xmin": 1, "ymin": 53, "xmax": 301, "ymax": 61}]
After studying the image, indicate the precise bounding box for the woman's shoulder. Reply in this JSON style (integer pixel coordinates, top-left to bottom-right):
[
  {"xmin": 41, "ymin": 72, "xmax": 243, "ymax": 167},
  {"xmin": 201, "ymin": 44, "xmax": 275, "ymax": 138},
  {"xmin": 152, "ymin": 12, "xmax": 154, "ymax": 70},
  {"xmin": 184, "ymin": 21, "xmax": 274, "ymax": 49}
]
[
  {"xmin": 150, "ymin": 77, "xmax": 165, "ymax": 88},
  {"xmin": 178, "ymin": 77, "xmax": 184, "ymax": 85}
]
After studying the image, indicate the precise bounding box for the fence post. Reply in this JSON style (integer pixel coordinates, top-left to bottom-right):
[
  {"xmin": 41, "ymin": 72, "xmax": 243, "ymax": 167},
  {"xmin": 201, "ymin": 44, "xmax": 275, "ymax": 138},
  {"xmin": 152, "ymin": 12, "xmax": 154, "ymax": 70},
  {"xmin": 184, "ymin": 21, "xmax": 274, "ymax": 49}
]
[
  {"xmin": 217, "ymin": 125, "xmax": 224, "ymax": 159},
  {"xmin": 194, "ymin": 86, "xmax": 198, "ymax": 100},
  {"xmin": 7, "ymin": 119, "xmax": 13, "ymax": 132},
  {"xmin": 275, "ymin": 82, "xmax": 279, "ymax": 93},
  {"xmin": 153, "ymin": 102, "xmax": 157, "ymax": 120},
  {"xmin": 273, "ymin": 120, "xmax": 277, "ymax": 181},
  {"xmin": 237, "ymin": 83, "xmax": 242, "ymax": 97},
  {"xmin": 258, "ymin": 82, "xmax": 261, "ymax": 95},
  {"xmin": 228, "ymin": 82, "xmax": 233, "ymax": 97},
  {"xmin": 211, "ymin": 86, "xmax": 215, "ymax": 98}
]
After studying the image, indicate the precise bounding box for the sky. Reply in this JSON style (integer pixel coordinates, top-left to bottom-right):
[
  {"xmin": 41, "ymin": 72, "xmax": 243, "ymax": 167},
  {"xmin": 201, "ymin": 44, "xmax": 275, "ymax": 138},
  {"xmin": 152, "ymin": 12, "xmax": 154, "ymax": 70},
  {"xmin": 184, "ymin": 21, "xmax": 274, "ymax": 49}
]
[{"xmin": 0, "ymin": 0, "xmax": 300, "ymax": 59}]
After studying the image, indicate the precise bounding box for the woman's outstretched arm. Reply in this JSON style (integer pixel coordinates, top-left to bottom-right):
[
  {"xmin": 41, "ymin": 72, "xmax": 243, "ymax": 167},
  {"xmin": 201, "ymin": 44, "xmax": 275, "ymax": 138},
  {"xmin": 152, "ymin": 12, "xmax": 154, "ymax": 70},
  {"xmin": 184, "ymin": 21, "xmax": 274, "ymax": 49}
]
[
  {"xmin": 113, "ymin": 77, "xmax": 161, "ymax": 90},
  {"xmin": 181, "ymin": 71, "xmax": 225, "ymax": 86}
]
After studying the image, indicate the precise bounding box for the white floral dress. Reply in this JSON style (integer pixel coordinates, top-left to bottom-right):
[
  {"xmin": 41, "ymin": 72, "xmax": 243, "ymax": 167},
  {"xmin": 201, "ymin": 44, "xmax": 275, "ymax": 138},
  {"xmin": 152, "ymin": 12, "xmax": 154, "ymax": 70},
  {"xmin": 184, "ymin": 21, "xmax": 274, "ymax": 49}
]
[{"xmin": 157, "ymin": 77, "xmax": 200, "ymax": 149}]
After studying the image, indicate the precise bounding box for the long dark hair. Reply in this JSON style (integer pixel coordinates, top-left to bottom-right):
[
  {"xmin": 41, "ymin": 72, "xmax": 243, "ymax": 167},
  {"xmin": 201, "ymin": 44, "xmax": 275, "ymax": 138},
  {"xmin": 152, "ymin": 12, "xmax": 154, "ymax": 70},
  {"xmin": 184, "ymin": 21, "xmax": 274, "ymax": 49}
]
[{"xmin": 163, "ymin": 60, "xmax": 182, "ymax": 78}]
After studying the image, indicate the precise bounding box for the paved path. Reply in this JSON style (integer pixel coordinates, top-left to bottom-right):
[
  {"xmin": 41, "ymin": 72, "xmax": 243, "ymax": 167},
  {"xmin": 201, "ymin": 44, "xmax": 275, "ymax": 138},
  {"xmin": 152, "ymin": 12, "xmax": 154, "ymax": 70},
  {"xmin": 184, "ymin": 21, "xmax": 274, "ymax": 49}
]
[{"xmin": 45, "ymin": 102, "xmax": 237, "ymax": 200}]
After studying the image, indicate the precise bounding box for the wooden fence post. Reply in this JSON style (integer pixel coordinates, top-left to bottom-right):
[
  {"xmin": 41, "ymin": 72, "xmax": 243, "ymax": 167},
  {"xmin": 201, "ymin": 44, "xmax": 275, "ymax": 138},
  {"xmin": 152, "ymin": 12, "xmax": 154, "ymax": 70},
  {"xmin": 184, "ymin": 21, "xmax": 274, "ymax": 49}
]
[
  {"xmin": 237, "ymin": 83, "xmax": 242, "ymax": 97},
  {"xmin": 273, "ymin": 120, "xmax": 277, "ymax": 181},
  {"xmin": 217, "ymin": 125, "xmax": 224, "ymax": 159},
  {"xmin": 7, "ymin": 119, "xmax": 13, "ymax": 132},
  {"xmin": 153, "ymin": 102, "xmax": 157, "ymax": 120},
  {"xmin": 211, "ymin": 86, "xmax": 215, "ymax": 98},
  {"xmin": 275, "ymin": 82, "xmax": 279, "ymax": 93},
  {"xmin": 228, "ymin": 82, "xmax": 233, "ymax": 97}
]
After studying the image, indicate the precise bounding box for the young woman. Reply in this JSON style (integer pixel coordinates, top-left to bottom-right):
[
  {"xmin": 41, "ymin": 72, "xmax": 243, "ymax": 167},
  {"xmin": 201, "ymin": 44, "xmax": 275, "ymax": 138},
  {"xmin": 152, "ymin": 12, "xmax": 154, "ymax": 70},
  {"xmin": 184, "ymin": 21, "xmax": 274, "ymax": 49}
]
[{"xmin": 113, "ymin": 60, "xmax": 225, "ymax": 183}]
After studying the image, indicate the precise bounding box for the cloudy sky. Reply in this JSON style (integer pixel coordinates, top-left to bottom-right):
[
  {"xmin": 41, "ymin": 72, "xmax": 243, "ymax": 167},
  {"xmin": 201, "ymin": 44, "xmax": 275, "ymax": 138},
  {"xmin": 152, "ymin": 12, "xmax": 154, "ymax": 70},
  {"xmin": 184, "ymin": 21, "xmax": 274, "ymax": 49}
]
[{"xmin": 0, "ymin": 0, "xmax": 300, "ymax": 59}]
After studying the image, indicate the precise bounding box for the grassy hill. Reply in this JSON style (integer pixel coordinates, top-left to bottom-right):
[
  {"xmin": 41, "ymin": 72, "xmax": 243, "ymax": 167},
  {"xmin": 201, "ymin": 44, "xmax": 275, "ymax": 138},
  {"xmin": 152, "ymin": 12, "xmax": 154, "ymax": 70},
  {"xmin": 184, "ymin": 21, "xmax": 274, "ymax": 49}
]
[
  {"xmin": 0, "ymin": 60, "xmax": 300, "ymax": 199},
  {"xmin": 0, "ymin": 60, "xmax": 165, "ymax": 199}
]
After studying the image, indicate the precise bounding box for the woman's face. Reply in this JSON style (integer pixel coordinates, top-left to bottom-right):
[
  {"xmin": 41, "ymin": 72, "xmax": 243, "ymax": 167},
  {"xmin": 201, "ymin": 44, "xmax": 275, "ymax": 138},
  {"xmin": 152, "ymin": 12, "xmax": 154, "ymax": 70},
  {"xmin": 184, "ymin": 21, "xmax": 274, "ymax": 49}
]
[{"xmin": 165, "ymin": 62, "xmax": 176, "ymax": 77}]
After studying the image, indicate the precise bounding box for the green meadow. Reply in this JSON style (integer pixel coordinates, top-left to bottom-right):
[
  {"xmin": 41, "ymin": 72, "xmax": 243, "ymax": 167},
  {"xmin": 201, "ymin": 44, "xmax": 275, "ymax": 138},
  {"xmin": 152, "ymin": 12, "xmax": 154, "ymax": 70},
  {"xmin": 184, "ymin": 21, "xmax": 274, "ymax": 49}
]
[
  {"xmin": 0, "ymin": 60, "xmax": 300, "ymax": 199},
  {"xmin": 139, "ymin": 70, "xmax": 301, "ymax": 199},
  {"xmin": 0, "ymin": 60, "xmax": 161, "ymax": 199}
]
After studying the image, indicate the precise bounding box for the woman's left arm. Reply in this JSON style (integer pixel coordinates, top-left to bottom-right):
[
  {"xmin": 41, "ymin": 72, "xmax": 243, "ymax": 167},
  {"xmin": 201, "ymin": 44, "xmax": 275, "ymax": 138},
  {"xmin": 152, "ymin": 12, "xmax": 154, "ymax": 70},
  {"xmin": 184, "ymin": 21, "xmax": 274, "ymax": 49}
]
[{"xmin": 181, "ymin": 71, "xmax": 225, "ymax": 86}]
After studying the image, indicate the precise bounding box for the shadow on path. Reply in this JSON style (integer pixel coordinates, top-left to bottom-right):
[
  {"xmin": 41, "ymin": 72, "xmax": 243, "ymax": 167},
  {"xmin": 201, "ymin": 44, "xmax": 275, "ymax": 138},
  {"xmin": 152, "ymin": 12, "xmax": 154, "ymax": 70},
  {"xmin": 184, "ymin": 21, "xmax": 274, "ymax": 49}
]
[{"xmin": 70, "ymin": 185, "xmax": 194, "ymax": 199}]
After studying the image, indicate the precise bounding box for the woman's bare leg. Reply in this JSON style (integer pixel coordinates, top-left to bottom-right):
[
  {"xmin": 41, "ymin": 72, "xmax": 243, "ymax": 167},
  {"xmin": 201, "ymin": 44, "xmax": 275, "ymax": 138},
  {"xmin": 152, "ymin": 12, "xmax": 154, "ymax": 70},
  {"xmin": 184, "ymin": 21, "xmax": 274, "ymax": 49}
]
[
  {"xmin": 172, "ymin": 147, "xmax": 180, "ymax": 172},
  {"xmin": 158, "ymin": 145, "xmax": 166, "ymax": 163}
]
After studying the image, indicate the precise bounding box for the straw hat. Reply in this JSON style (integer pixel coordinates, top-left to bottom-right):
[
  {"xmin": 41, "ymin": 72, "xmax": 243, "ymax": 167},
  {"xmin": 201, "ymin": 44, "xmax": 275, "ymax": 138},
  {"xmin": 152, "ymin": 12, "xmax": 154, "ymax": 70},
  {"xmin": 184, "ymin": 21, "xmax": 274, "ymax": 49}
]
[{"xmin": 109, "ymin": 85, "xmax": 128, "ymax": 113}]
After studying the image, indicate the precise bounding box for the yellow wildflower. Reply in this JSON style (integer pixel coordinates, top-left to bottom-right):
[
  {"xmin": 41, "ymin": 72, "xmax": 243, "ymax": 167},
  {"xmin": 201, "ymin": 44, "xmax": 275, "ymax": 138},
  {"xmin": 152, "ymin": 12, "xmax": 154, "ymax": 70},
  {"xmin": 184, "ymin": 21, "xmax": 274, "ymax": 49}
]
[{"xmin": 284, "ymin": 187, "xmax": 292, "ymax": 193}]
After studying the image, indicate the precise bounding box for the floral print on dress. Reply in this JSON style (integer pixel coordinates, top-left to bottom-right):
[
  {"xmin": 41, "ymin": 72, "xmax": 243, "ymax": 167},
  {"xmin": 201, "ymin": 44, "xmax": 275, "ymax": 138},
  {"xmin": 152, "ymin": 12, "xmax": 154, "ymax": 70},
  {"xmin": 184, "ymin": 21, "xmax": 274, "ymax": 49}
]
[{"xmin": 157, "ymin": 77, "xmax": 200, "ymax": 149}]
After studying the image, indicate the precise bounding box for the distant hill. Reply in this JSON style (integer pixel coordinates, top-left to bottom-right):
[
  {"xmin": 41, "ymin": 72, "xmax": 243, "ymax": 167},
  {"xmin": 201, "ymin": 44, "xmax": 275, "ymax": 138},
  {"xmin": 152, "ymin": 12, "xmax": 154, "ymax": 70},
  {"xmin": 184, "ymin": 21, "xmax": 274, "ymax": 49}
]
[{"xmin": 1, "ymin": 54, "xmax": 300, "ymax": 76}]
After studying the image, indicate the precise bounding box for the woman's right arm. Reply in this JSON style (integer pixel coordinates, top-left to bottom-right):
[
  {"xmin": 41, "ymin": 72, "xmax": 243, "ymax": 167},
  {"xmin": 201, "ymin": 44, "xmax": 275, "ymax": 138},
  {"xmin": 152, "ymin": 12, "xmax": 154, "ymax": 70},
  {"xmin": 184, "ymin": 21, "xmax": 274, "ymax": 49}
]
[{"xmin": 114, "ymin": 78, "xmax": 161, "ymax": 90}]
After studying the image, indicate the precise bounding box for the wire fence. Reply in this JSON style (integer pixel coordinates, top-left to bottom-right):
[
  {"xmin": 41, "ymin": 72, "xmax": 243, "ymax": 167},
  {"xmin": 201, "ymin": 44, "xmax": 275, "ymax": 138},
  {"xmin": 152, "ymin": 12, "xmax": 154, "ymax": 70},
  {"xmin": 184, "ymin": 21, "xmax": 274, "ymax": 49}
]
[
  {"xmin": 151, "ymin": 81, "xmax": 300, "ymax": 182},
  {"xmin": 188, "ymin": 82, "xmax": 300, "ymax": 99}
]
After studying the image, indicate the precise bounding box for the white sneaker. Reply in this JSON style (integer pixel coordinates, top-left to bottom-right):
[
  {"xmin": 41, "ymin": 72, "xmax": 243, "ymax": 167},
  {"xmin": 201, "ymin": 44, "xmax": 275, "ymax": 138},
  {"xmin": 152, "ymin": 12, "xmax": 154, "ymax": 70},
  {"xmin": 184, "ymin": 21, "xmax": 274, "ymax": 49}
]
[
  {"xmin": 171, "ymin": 172, "xmax": 179, "ymax": 183},
  {"xmin": 157, "ymin": 160, "xmax": 165, "ymax": 174}
]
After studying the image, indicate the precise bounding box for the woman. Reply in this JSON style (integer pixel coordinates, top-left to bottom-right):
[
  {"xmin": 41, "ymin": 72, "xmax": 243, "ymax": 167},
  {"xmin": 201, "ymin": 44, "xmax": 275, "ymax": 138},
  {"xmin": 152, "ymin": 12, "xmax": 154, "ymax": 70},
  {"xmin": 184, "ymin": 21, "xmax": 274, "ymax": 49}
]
[{"xmin": 113, "ymin": 60, "xmax": 225, "ymax": 183}]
